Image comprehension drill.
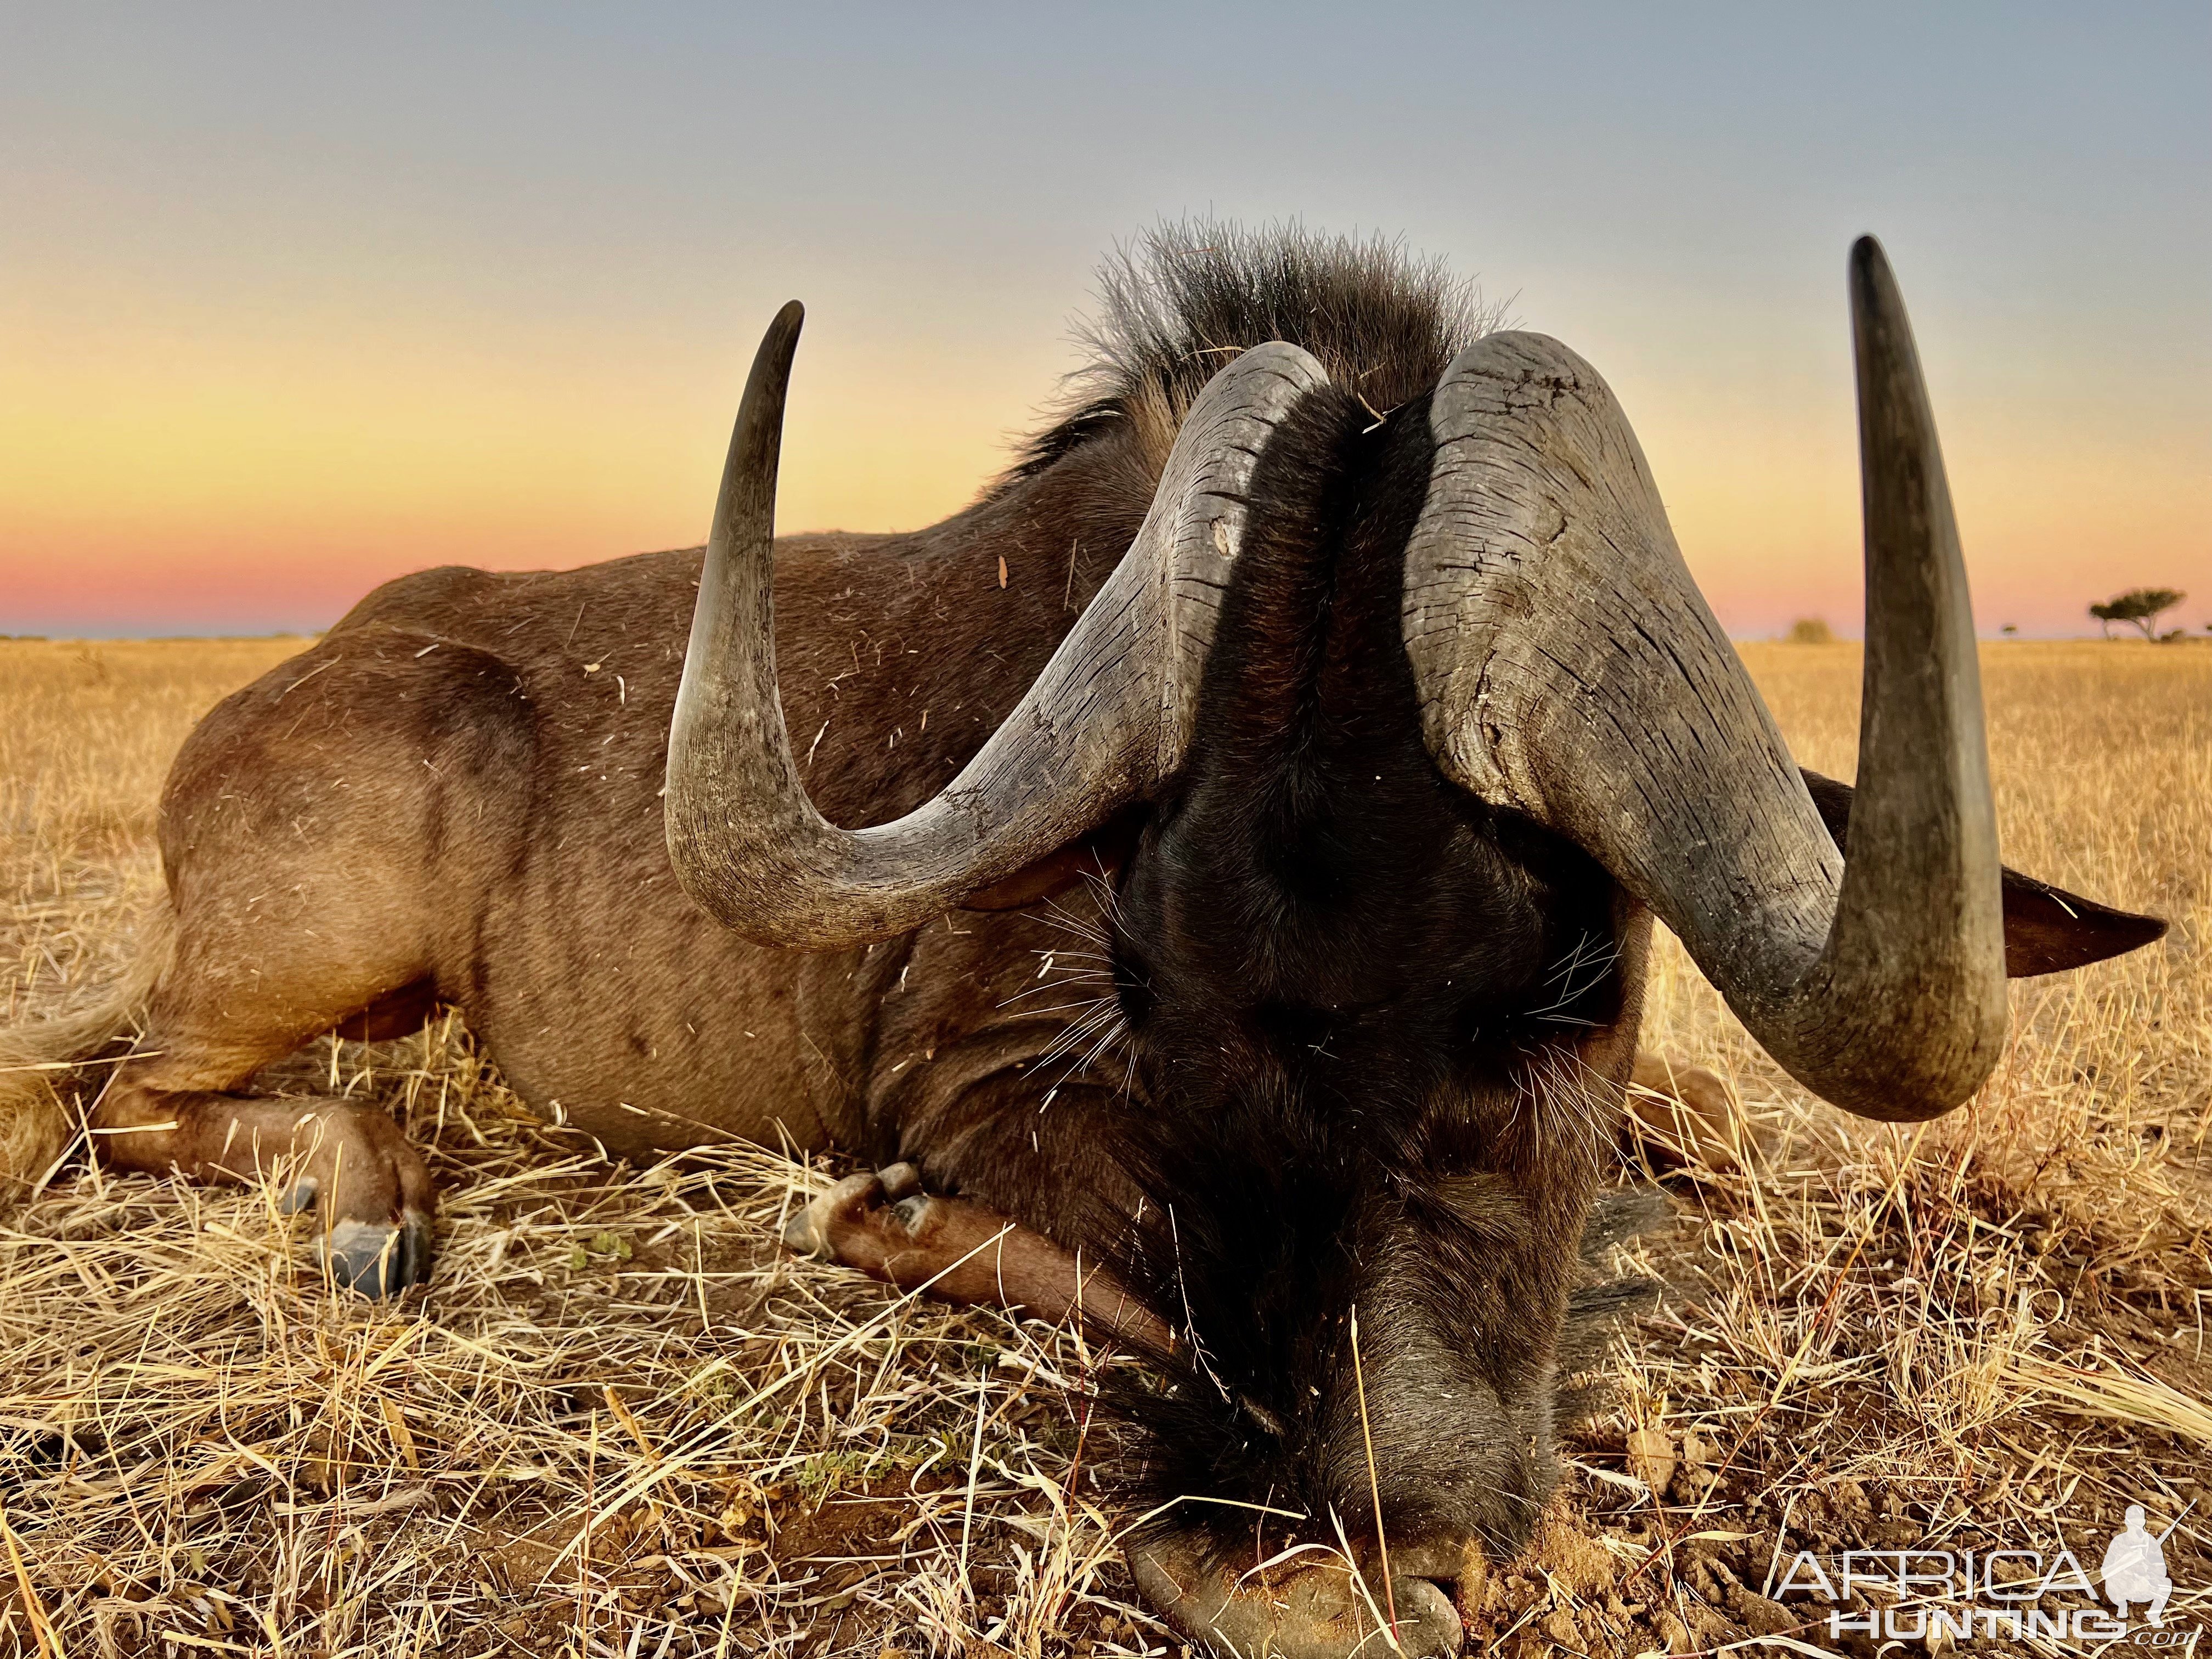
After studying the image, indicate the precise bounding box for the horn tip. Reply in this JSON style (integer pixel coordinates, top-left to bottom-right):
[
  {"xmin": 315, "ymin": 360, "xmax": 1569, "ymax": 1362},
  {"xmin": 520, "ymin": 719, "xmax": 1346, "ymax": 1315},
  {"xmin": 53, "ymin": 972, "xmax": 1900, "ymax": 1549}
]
[
  {"xmin": 747, "ymin": 302, "xmax": 805, "ymax": 392},
  {"xmin": 764, "ymin": 301, "xmax": 805, "ymax": 356},
  {"xmin": 1848, "ymin": 236, "xmax": 1898, "ymax": 315}
]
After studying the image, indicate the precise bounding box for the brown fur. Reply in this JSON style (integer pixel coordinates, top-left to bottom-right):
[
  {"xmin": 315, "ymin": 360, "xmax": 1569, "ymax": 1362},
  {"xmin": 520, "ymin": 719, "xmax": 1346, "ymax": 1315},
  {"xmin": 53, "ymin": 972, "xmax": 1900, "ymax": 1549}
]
[
  {"xmin": 43, "ymin": 436, "xmax": 1165, "ymax": 1232},
  {"xmin": 1, "ymin": 226, "xmax": 1492, "ymax": 1258}
]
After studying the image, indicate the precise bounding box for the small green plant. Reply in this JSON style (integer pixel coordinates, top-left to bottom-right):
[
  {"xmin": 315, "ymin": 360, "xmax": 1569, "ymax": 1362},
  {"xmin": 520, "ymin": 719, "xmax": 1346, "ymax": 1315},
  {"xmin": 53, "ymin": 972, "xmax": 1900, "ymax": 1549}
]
[{"xmin": 567, "ymin": 1229, "xmax": 634, "ymax": 1269}]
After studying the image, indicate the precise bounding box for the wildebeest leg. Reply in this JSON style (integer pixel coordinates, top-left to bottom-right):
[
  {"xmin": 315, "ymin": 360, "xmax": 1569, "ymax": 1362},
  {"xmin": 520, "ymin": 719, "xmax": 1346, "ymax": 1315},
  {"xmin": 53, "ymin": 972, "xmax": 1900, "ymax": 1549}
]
[
  {"xmin": 89, "ymin": 981, "xmax": 438, "ymax": 1296},
  {"xmin": 782, "ymin": 1163, "xmax": 1171, "ymax": 1352},
  {"xmin": 98, "ymin": 633, "xmax": 535, "ymax": 1293},
  {"xmin": 94, "ymin": 1080, "xmax": 433, "ymax": 1294}
]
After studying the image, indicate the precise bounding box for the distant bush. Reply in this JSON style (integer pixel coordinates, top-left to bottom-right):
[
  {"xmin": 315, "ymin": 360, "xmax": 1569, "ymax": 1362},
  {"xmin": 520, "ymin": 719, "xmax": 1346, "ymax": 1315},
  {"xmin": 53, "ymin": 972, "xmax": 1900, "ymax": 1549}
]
[{"xmin": 1784, "ymin": 618, "xmax": 1835, "ymax": 645}]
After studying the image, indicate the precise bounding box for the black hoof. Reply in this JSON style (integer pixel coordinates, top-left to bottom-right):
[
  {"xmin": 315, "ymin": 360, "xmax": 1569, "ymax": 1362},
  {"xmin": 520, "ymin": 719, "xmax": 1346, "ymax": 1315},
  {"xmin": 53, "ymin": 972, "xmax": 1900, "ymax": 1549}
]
[
  {"xmin": 877, "ymin": 1161, "xmax": 923, "ymax": 1200},
  {"xmin": 320, "ymin": 1211, "xmax": 433, "ymax": 1296}
]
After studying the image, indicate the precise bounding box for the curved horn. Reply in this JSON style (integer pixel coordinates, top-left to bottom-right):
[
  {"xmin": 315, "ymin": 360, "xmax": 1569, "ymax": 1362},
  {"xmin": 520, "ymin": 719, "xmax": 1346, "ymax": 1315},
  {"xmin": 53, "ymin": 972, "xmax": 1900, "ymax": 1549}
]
[
  {"xmin": 667, "ymin": 307, "xmax": 1329, "ymax": 949},
  {"xmin": 1402, "ymin": 237, "xmax": 2005, "ymax": 1120}
]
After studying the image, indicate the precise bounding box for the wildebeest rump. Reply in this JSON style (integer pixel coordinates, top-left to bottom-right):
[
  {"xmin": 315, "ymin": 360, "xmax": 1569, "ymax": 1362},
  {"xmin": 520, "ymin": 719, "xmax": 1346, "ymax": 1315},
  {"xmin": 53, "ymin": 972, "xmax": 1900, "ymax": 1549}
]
[{"xmin": 0, "ymin": 226, "xmax": 2165, "ymax": 1656}]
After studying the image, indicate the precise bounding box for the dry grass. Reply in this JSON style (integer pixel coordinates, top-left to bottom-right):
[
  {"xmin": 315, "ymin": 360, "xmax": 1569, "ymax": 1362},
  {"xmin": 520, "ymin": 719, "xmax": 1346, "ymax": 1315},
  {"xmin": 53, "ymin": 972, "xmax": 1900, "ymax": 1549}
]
[{"xmin": 2, "ymin": 636, "xmax": 2208, "ymax": 1657}]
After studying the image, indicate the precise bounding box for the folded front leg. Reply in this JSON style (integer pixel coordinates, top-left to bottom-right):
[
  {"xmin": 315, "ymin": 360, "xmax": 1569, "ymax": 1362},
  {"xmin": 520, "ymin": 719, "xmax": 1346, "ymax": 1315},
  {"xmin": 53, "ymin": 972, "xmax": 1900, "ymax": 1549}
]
[
  {"xmin": 95, "ymin": 1063, "xmax": 434, "ymax": 1296},
  {"xmin": 783, "ymin": 1162, "xmax": 1170, "ymax": 1352}
]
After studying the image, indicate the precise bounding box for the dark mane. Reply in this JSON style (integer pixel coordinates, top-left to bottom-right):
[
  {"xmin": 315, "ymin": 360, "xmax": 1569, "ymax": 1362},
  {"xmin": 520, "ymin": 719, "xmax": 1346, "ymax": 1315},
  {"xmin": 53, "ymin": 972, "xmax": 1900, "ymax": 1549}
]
[{"xmin": 1006, "ymin": 220, "xmax": 1503, "ymax": 481}]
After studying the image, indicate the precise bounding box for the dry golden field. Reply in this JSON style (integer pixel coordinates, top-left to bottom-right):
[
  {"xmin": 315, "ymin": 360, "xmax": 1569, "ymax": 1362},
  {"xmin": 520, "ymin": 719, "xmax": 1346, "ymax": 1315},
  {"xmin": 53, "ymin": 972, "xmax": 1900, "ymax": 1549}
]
[{"xmin": 0, "ymin": 636, "xmax": 2206, "ymax": 1658}]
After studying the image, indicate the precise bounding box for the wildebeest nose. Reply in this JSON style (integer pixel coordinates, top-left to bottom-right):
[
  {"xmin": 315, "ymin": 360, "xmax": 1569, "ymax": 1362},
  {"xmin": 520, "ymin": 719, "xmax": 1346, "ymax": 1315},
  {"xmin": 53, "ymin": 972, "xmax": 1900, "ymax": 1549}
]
[
  {"xmin": 1357, "ymin": 1532, "xmax": 1488, "ymax": 1656},
  {"xmin": 1387, "ymin": 1533, "xmax": 1486, "ymax": 1590}
]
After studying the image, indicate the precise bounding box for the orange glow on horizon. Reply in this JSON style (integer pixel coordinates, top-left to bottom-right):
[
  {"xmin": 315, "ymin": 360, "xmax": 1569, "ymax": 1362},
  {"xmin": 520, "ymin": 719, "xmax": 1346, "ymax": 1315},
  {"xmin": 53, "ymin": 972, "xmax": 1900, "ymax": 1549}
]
[{"xmin": 5, "ymin": 290, "xmax": 2204, "ymax": 640}]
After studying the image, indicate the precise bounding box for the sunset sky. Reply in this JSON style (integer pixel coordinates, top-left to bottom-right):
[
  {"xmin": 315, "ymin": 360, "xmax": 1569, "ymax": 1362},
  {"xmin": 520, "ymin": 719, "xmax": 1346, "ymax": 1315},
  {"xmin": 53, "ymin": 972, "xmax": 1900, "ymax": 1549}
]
[{"xmin": 4, "ymin": 3, "xmax": 2205, "ymax": 638}]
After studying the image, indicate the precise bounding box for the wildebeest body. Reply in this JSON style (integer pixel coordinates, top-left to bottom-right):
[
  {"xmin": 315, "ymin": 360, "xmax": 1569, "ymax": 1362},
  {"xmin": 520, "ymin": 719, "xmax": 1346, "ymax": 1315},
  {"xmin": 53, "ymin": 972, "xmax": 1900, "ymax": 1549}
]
[
  {"xmin": 147, "ymin": 458, "xmax": 1159, "ymax": 1189},
  {"xmin": 4, "ymin": 225, "xmax": 2169, "ymax": 1658}
]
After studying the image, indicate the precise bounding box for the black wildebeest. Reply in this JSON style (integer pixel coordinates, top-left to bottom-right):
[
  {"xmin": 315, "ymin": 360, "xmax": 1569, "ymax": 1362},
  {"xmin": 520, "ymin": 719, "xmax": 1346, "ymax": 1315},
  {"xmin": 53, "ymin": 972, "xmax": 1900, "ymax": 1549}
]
[{"xmin": 2, "ymin": 227, "xmax": 2164, "ymax": 1655}]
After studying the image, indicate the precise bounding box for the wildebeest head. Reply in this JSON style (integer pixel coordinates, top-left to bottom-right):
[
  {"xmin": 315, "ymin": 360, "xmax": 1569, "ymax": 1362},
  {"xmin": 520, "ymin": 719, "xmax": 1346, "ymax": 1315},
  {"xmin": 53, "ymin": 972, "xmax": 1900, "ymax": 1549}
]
[
  {"xmin": 661, "ymin": 232, "xmax": 2155, "ymax": 1641},
  {"xmin": 1092, "ymin": 368, "xmax": 1631, "ymax": 1577}
]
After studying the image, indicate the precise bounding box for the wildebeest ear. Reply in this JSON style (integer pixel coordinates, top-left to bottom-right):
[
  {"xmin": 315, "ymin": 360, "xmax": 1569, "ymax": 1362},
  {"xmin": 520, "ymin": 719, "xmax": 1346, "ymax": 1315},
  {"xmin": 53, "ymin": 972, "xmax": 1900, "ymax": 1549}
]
[
  {"xmin": 1800, "ymin": 770, "xmax": 2167, "ymax": 977},
  {"xmin": 959, "ymin": 805, "xmax": 1147, "ymax": 912}
]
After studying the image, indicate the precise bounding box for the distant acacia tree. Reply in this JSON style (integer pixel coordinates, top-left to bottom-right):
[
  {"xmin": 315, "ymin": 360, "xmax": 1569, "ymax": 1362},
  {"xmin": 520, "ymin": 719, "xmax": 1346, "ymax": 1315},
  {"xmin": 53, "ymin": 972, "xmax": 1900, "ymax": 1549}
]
[
  {"xmin": 1785, "ymin": 618, "xmax": 1835, "ymax": 644},
  {"xmin": 2089, "ymin": 588, "xmax": 2186, "ymax": 640}
]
